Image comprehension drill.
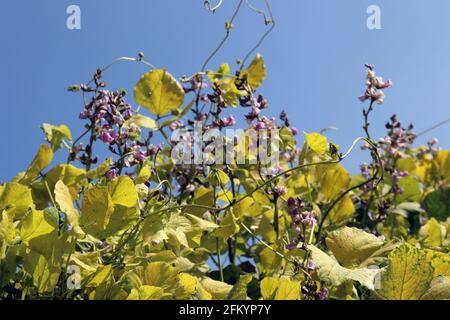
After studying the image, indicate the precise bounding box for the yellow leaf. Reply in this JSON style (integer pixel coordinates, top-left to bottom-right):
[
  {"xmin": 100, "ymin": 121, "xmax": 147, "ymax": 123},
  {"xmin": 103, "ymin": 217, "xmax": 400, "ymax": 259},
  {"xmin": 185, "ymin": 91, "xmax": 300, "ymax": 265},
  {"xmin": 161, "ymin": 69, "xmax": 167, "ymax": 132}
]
[
  {"xmin": 86, "ymin": 158, "xmax": 112, "ymax": 180},
  {"xmin": 213, "ymin": 212, "xmax": 240, "ymax": 239},
  {"xmin": 127, "ymin": 285, "xmax": 166, "ymax": 300},
  {"xmin": 80, "ymin": 185, "xmax": 114, "ymax": 237},
  {"xmin": 134, "ymin": 69, "xmax": 185, "ymax": 116},
  {"xmin": 379, "ymin": 243, "xmax": 434, "ymax": 300},
  {"xmin": 199, "ymin": 277, "xmax": 232, "ymax": 299},
  {"xmin": 174, "ymin": 273, "xmax": 198, "ymax": 298},
  {"xmin": 421, "ymin": 276, "xmax": 450, "ymax": 300},
  {"xmin": 326, "ymin": 227, "xmax": 384, "ymax": 268},
  {"xmin": 419, "ymin": 218, "xmax": 443, "ymax": 248},
  {"xmin": 424, "ymin": 249, "xmax": 450, "ymax": 277},
  {"xmin": 241, "ymin": 53, "xmax": 266, "ymax": 89},
  {"xmin": 260, "ymin": 277, "xmax": 300, "ymax": 300},
  {"xmin": 327, "ymin": 194, "xmax": 356, "ymax": 224},
  {"xmin": 54, "ymin": 180, "xmax": 85, "ymax": 238},
  {"xmin": 305, "ymin": 132, "xmax": 328, "ymax": 155},
  {"xmin": 320, "ymin": 164, "xmax": 351, "ymax": 201},
  {"xmin": 108, "ymin": 176, "xmax": 138, "ymax": 208},
  {"xmin": 20, "ymin": 144, "xmax": 53, "ymax": 185},
  {"xmin": 0, "ymin": 182, "xmax": 34, "ymax": 220},
  {"xmin": 309, "ymin": 245, "xmax": 380, "ymax": 290}
]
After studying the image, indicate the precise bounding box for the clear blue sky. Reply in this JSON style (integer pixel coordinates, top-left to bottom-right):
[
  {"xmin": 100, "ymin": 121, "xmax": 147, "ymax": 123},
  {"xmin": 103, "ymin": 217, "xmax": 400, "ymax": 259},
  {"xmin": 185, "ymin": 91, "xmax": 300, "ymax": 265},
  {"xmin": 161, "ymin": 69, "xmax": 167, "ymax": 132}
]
[{"xmin": 1, "ymin": 0, "xmax": 450, "ymax": 181}]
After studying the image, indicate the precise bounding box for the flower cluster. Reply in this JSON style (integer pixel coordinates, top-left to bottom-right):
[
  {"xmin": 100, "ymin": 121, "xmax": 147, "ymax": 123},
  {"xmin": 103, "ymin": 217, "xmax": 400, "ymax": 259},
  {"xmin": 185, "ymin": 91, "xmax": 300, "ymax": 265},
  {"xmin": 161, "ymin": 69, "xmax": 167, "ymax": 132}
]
[
  {"xmin": 285, "ymin": 197, "xmax": 317, "ymax": 250},
  {"xmin": 359, "ymin": 64, "xmax": 392, "ymax": 105}
]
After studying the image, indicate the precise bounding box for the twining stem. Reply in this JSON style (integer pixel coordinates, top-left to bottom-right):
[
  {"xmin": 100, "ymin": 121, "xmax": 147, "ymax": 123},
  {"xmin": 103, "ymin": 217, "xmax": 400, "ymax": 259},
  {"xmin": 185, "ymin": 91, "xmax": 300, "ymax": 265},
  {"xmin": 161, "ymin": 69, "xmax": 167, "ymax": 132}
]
[
  {"xmin": 273, "ymin": 196, "xmax": 279, "ymax": 240},
  {"xmin": 363, "ymin": 100, "xmax": 375, "ymax": 143}
]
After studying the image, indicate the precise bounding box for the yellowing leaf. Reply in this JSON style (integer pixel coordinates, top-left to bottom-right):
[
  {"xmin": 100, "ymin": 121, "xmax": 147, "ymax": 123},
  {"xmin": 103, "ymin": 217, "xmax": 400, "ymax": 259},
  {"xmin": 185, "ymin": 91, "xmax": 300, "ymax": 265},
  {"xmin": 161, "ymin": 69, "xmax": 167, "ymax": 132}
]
[
  {"xmin": 260, "ymin": 277, "xmax": 300, "ymax": 300},
  {"xmin": 134, "ymin": 69, "xmax": 185, "ymax": 116},
  {"xmin": 0, "ymin": 182, "xmax": 34, "ymax": 220},
  {"xmin": 436, "ymin": 150, "xmax": 450, "ymax": 183},
  {"xmin": 45, "ymin": 164, "xmax": 86, "ymax": 200},
  {"xmin": 20, "ymin": 144, "xmax": 53, "ymax": 185},
  {"xmin": 424, "ymin": 249, "xmax": 450, "ymax": 277},
  {"xmin": 108, "ymin": 176, "xmax": 138, "ymax": 208},
  {"xmin": 379, "ymin": 243, "xmax": 434, "ymax": 300},
  {"xmin": 420, "ymin": 276, "xmax": 450, "ymax": 300},
  {"xmin": 327, "ymin": 194, "xmax": 356, "ymax": 224},
  {"xmin": 320, "ymin": 164, "xmax": 351, "ymax": 201},
  {"xmin": 143, "ymin": 262, "xmax": 178, "ymax": 289},
  {"xmin": 80, "ymin": 185, "xmax": 114, "ymax": 237},
  {"xmin": 241, "ymin": 53, "xmax": 266, "ymax": 89},
  {"xmin": 305, "ymin": 132, "xmax": 328, "ymax": 155},
  {"xmin": 0, "ymin": 211, "xmax": 15, "ymax": 259},
  {"xmin": 199, "ymin": 277, "xmax": 232, "ymax": 300},
  {"xmin": 20, "ymin": 210, "xmax": 56, "ymax": 248},
  {"xmin": 174, "ymin": 273, "xmax": 198, "ymax": 298},
  {"xmin": 123, "ymin": 114, "xmax": 158, "ymax": 130},
  {"xmin": 41, "ymin": 123, "xmax": 72, "ymax": 152},
  {"xmin": 54, "ymin": 180, "xmax": 85, "ymax": 238},
  {"xmin": 226, "ymin": 274, "xmax": 252, "ymax": 300},
  {"xmin": 86, "ymin": 158, "xmax": 112, "ymax": 180},
  {"xmin": 127, "ymin": 285, "xmax": 166, "ymax": 300},
  {"xmin": 326, "ymin": 227, "xmax": 384, "ymax": 268},
  {"xmin": 419, "ymin": 218, "xmax": 443, "ymax": 248},
  {"xmin": 309, "ymin": 245, "xmax": 380, "ymax": 290},
  {"xmin": 213, "ymin": 212, "xmax": 240, "ymax": 239}
]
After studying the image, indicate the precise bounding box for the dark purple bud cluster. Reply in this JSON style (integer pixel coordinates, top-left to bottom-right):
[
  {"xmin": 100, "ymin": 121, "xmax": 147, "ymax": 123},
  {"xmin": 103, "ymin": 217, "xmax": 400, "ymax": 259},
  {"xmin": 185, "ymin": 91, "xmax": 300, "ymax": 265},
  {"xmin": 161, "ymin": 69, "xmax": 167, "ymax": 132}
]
[
  {"xmin": 379, "ymin": 114, "xmax": 416, "ymax": 157},
  {"xmin": 285, "ymin": 197, "xmax": 317, "ymax": 250},
  {"xmin": 301, "ymin": 280, "xmax": 329, "ymax": 300}
]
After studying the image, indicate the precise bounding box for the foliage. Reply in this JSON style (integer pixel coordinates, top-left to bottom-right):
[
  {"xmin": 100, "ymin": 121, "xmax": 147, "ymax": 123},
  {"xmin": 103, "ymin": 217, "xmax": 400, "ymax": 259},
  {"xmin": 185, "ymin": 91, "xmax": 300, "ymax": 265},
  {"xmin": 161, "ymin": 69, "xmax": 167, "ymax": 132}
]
[{"xmin": 0, "ymin": 4, "xmax": 449, "ymax": 301}]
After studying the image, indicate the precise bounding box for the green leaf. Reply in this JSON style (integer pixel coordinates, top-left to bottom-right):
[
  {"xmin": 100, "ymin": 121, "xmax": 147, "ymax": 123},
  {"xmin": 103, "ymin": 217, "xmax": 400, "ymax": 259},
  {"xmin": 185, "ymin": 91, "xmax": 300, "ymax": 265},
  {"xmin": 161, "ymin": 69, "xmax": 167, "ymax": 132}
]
[
  {"xmin": 241, "ymin": 53, "xmax": 266, "ymax": 89},
  {"xmin": 20, "ymin": 144, "xmax": 53, "ymax": 185},
  {"xmin": 379, "ymin": 243, "xmax": 434, "ymax": 300},
  {"xmin": 41, "ymin": 123, "xmax": 72, "ymax": 152},
  {"xmin": 326, "ymin": 227, "xmax": 384, "ymax": 268},
  {"xmin": 134, "ymin": 69, "xmax": 185, "ymax": 116},
  {"xmin": 260, "ymin": 277, "xmax": 300, "ymax": 300},
  {"xmin": 305, "ymin": 132, "xmax": 328, "ymax": 155},
  {"xmin": 423, "ymin": 188, "xmax": 450, "ymax": 221},
  {"xmin": 308, "ymin": 245, "xmax": 380, "ymax": 290}
]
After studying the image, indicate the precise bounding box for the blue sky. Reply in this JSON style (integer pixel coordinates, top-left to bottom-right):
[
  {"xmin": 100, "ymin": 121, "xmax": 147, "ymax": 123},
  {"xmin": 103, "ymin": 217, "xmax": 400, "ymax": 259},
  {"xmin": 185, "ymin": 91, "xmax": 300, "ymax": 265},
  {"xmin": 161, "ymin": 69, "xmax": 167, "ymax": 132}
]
[{"xmin": 1, "ymin": 0, "xmax": 450, "ymax": 181}]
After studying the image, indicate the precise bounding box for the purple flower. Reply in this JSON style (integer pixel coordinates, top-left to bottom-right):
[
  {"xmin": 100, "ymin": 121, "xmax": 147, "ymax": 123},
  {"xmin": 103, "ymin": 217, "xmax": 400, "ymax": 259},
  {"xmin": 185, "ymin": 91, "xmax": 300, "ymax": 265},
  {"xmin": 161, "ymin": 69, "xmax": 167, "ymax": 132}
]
[
  {"xmin": 105, "ymin": 168, "xmax": 117, "ymax": 180},
  {"xmin": 220, "ymin": 115, "xmax": 236, "ymax": 127},
  {"xmin": 318, "ymin": 288, "xmax": 329, "ymax": 300},
  {"xmin": 100, "ymin": 129, "xmax": 117, "ymax": 144}
]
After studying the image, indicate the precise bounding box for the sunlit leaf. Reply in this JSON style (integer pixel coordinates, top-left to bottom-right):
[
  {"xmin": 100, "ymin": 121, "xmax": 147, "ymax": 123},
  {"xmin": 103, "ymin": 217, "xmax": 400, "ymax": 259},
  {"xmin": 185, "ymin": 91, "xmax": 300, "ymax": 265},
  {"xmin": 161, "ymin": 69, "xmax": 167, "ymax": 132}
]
[{"xmin": 134, "ymin": 69, "xmax": 185, "ymax": 116}]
